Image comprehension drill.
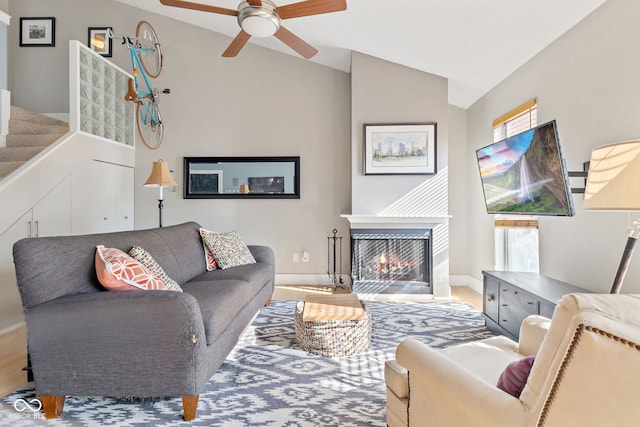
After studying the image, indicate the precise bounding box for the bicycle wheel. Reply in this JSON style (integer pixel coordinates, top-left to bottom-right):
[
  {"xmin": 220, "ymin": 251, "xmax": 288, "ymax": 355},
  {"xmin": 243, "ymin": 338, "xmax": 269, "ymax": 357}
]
[
  {"xmin": 136, "ymin": 20, "xmax": 163, "ymax": 78},
  {"xmin": 136, "ymin": 96, "xmax": 164, "ymax": 150}
]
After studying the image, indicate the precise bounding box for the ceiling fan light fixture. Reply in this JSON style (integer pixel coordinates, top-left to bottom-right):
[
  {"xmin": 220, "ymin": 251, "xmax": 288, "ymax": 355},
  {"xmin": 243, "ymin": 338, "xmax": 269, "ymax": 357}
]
[{"xmin": 238, "ymin": 0, "xmax": 281, "ymax": 38}]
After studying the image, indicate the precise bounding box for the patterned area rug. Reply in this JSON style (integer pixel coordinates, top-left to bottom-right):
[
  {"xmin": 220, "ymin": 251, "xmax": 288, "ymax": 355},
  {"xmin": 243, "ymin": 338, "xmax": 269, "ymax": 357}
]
[{"xmin": 0, "ymin": 300, "xmax": 493, "ymax": 426}]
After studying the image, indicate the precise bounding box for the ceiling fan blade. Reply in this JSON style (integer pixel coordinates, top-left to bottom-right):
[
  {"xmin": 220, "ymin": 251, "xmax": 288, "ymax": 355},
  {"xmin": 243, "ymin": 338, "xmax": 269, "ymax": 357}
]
[
  {"xmin": 222, "ymin": 30, "xmax": 251, "ymax": 57},
  {"xmin": 159, "ymin": 0, "xmax": 237, "ymax": 16},
  {"xmin": 274, "ymin": 26, "xmax": 318, "ymax": 59},
  {"xmin": 247, "ymin": 0, "xmax": 262, "ymax": 5},
  {"xmin": 277, "ymin": 0, "xmax": 346, "ymax": 20}
]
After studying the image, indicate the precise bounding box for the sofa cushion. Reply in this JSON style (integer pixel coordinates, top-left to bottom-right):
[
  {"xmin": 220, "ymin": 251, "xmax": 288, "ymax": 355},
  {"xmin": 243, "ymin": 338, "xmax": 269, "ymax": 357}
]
[
  {"xmin": 95, "ymin": 245, "xmax": 167, "ymax": 291},
  {"xmin": 497, "ymin": 355, "xmax": 536, "ymax": 397},
  {"xmin": 199, "ymin": 228, "xmax": 218, "ymax": 271},
  {"xmin": 128, "ymin": 246, "xmax": 183, "ymax": 292},
  {"xmin": 181, "ymin": 278, "xmax": 267, "ymax": 344},
  {"xmin": 190, "ymin": 262, "xmax": 274, "ymax": 288},
  {"xmin": 201, "ymin": 231, "xmax": 256, "ymax": 269}
]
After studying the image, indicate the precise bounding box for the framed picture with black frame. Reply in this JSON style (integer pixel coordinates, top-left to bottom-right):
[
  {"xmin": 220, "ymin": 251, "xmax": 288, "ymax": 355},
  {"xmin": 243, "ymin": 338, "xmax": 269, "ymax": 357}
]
[
  {"xmin": 88, "ymin": 27, "xmax": 113, "ymax": 57},
  {"xmin": 19, "ymin": 17, "xmax": 56, "ymax": 47}
]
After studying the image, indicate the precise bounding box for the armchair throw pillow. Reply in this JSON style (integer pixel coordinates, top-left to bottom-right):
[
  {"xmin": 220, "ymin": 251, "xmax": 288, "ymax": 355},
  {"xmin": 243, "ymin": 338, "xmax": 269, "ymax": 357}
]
[
  {"xmin": 496, "ymin": 355, "xmax": 536, "ymax": 398},
  {"xmin": 95, "ymin": 245, "xmax": 167, "ymax": 291},
  {"xmin": 128, "ymin": 246, "xmax": 183, "ymax": 292},
  {"xmin": 201, "ymin": 230, "xmax": 256, "ymax": 269}
]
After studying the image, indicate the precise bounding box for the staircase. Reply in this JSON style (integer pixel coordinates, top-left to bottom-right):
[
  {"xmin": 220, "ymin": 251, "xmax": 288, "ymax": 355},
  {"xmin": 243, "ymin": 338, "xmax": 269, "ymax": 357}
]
[{"xmin": 1, "ymin": 106, "xmax": 69, "ymax": 179}]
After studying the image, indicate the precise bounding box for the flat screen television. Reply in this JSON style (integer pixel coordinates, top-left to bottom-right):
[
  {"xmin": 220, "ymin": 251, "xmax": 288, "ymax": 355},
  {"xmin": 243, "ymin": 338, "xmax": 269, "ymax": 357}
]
[{"xmin": 476, "ymin": 120, "xmax": 575, "ymax": 216}]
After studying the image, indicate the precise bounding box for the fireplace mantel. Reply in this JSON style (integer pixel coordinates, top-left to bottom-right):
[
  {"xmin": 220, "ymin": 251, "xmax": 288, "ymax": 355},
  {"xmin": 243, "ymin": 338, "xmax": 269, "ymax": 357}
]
[{"xmin": 341, "ymin": 214, "xmax": 450, "ymax": 229}]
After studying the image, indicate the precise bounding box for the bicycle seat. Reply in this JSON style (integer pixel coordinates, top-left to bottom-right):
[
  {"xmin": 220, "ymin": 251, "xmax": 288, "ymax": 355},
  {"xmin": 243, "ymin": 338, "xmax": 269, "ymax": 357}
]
[{"xmin": 124, "ymin": 78, "xmax": 137, "ymax": 102}]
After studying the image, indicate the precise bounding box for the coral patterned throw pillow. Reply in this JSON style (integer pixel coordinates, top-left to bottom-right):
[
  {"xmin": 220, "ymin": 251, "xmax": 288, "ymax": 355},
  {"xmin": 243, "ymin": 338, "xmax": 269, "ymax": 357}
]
[{"xmin": 95, "ymin": 245, "xmax": 167, "ymax": 291}]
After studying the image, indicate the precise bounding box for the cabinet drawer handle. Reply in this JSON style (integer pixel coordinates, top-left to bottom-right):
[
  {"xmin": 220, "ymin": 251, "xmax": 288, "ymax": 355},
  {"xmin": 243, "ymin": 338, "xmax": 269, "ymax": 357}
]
[
  {"xmin": 35, "ymin": 220, "xmax": 39, "ymax": 237},
  {"xmin": 487, "ymin": 294, "xmax": 495, "ymax": 302}
]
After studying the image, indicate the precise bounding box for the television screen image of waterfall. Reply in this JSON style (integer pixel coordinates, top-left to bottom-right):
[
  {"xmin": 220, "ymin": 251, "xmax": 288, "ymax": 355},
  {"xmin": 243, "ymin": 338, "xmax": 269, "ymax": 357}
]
[{"xmin": 476, "ymin": 120, "xmax": 575, "ymax": 216}]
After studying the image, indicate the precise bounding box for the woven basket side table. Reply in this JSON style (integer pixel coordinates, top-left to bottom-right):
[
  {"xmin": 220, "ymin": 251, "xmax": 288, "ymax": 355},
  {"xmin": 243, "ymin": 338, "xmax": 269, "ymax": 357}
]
[{"xmin": 294, "ymin": 300, "xmax": 372, "ymax": 357}]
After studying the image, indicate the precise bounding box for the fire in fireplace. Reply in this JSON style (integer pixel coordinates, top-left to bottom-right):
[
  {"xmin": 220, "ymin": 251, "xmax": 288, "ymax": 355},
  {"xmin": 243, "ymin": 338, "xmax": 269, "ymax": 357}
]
[{"xmin": 351, "ymin": 229, "xmax": 432, "ymax": 287}]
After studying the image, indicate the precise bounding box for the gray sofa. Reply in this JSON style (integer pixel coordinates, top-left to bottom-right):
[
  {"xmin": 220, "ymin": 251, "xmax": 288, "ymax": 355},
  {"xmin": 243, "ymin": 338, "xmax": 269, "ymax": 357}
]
[{"xmin": 12, "ymin": 221, "xmax": 275, "ymax": 421}]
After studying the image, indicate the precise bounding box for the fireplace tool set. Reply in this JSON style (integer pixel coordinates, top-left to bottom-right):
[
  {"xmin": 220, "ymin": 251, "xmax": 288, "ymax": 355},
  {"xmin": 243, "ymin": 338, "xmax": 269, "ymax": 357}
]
[{"xmin": 327, "ymin": 229, "xmax": 346, "ymax": 289}]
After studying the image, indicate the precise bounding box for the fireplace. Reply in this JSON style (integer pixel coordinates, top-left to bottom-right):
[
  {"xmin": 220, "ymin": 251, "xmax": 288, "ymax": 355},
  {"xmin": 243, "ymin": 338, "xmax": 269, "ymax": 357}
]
[{"xmin": 351, "ymin": 228, "xmax": 432, "ymax": 291}]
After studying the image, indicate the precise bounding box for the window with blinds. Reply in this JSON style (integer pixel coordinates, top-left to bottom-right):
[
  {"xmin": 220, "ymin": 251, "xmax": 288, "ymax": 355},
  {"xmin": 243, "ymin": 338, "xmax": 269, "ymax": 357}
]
[
  {"xmin": 493, "ymin": 99, "xmax": 537, "ymax": 141},
  {"xmin": 492, "ymin": 99, "xmax": 539, "ymax": 272}
]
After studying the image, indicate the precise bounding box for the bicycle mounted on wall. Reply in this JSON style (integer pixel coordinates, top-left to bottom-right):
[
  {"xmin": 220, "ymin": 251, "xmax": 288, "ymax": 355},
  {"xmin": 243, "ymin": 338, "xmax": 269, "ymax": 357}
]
[{"xmin": 108, "ymin": 21, "xmax": 169, "ymax": 149}]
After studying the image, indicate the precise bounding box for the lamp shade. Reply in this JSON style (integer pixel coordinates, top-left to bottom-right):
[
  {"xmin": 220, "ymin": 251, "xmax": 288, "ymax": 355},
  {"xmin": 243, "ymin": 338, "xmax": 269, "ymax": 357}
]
[
  {"xmin": 584, "ymin": 140, "xmax": 640, "ymax": 211},
  {"xmin": 144, "ymin": 160, "xmax": 178, "ymax": 188}
]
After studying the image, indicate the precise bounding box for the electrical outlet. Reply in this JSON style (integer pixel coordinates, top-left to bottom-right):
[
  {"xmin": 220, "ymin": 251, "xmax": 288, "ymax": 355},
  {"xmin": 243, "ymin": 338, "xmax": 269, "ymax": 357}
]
[
  {"xmin": 302, "ymin": 251, "xmax": 309, "ymax": 262},
  {"xmin": 292, "ymin": 252, "xmax": 300, "ymax": 263}
]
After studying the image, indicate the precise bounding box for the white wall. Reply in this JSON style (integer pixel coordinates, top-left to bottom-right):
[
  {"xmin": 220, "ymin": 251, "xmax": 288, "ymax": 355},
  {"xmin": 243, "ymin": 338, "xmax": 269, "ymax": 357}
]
[{"xmin": 466, "ymin": 0, "xmax": 640, "ymax": 293}]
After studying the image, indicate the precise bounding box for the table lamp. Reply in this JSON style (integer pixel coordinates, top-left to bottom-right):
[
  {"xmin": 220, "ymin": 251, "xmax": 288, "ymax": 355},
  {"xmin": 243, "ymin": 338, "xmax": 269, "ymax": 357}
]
[
  {"xmin": 584, "ymin": 140, "xmax": 640, "ymax": 293},
  {"xmin": 144, "ymin": 160, "xmax": 178, "ymax": 227}
]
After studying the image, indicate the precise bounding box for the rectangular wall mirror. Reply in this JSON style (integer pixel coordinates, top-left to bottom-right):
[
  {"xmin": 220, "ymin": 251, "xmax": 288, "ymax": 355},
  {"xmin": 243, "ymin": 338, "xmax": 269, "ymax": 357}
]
[{"xmin": 184, "ymin": 156, "xmax": 300, "ymax": 199}]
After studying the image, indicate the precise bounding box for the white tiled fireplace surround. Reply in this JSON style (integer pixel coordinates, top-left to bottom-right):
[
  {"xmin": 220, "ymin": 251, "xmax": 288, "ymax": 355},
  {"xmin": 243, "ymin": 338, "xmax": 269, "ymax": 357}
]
[{"xmin": 342, "ymin": 215, "xmax": 450, "ymax": 298}]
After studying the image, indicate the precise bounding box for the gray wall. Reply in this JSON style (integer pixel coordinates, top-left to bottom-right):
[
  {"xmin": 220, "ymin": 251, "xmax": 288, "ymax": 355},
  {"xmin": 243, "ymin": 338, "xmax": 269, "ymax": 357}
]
[
  {"xmin": 448, "ymin": 105, "xmax": 469, "ymax": 275},
  {"xmin": 350, "ymin": 52, "xmax": 448, "ymax": 216},
  {"xmin": 7, "ymin": 1, "xmax": 71, "ymax": 113},
  {"xmin": 350, "ymin": 52, "xmax": 451, "ymax": 296},
  {"xmin": 6, "ymin": 0, "xmax": 352, "ymax": 277},
  {"xmin": 466, "ymin": 0, "xmax": 640, "ymax": 293}
]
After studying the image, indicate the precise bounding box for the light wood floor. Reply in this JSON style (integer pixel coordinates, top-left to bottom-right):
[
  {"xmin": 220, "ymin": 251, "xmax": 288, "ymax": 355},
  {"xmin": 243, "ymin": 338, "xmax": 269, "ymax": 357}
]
[{"xmin": 0, "ymin": 286, "xmax": 481, "ymax": 398}]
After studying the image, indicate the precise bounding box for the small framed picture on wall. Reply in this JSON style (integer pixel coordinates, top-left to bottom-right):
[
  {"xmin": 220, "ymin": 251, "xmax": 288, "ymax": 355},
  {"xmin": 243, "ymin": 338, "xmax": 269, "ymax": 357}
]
[
  {"xmin": 19, "ymin": 17, "xmax": 56, "ymax": 47},
  {"xmin": 88, "ymin": 27, "xmax": 113, "ymax": 57}
]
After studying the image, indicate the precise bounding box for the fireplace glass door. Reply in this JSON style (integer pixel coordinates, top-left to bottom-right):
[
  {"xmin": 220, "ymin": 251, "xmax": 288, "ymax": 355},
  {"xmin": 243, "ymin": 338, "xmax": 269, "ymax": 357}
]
[{"xmin": 351, "ymin": 229, "xmax": 431, "ymax": 286}]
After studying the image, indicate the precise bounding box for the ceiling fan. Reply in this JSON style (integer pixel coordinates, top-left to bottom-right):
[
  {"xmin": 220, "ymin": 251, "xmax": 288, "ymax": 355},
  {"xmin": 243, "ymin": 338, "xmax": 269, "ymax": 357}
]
[{"xmin": 159, "ymin": 0, "xmax": 347, "ymax": 59}]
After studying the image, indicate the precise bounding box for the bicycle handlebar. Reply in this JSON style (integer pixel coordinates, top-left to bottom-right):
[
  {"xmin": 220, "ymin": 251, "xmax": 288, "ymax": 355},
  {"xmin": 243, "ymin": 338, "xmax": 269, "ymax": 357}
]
[{"xmin": 106, "ymin": 28, "xmax": 145, "ymax": 47}]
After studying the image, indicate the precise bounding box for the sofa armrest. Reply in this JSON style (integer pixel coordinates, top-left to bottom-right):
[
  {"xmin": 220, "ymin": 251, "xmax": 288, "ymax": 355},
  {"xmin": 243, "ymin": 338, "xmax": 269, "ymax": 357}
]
[
  {"xmin": 518, "ymin": 315, "xmax": 551, "ymax": 356},
  {"xmin": 248, "ymin": 245, "xmax": 275, "ymax": 265},
  {"xmin": 396, "ymin": 339, "xmax": 527, "ymax": 427},
  {"xmin": 25, "ymin": 290, "xmax": 207, "ymax": 396}
]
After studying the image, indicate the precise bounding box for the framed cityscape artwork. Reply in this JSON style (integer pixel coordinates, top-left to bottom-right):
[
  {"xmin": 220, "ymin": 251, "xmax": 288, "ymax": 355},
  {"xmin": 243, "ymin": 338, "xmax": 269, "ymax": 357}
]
[{"xmin": 363, "ymin": 123, "xmax": 437, "ymax": 175}]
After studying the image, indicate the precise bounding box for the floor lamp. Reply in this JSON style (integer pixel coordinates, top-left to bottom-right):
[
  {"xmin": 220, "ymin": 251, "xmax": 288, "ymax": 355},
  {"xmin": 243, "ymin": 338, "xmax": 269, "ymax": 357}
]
[
  {"xmin": 144, "ymin": 160, "xmax": 178, "ymax": 228},
  {"xmin": 584, "ymin": 140, "xmax": 640, "ymax": 294}
]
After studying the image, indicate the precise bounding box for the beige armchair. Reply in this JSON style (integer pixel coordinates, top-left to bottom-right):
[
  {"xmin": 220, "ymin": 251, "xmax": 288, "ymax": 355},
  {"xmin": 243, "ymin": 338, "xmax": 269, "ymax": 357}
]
[{"xmin": 385, "ymin": 293, "xmax": 640, "ymax": 427}]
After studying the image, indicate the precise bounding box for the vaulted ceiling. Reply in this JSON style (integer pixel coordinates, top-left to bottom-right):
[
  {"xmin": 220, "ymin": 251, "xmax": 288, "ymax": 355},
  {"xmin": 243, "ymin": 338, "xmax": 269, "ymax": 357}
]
[{"xmin": 116, "ymin": 0, "xmax": 607, "ymax": 108}]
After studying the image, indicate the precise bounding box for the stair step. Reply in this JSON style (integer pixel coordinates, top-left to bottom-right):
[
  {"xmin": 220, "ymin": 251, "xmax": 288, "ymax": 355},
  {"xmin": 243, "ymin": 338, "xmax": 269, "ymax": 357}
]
[
  {"xmin": 0, "ymin": 162, "xmax": 26, "ymax": 179},
  {"xmin": 0, "ymin": 147, "xmax": 45, "ymax": 162},
  {"xmin": 6, "ymin": 133, "xmax": 64, "ymax": 148},
  {"xmin": 9, "ymin": 106, "xmax": 68, "ymax": 126},
  {"xmin": 8, "ymin": 118, "xmax": 69, "ymax": 136}
]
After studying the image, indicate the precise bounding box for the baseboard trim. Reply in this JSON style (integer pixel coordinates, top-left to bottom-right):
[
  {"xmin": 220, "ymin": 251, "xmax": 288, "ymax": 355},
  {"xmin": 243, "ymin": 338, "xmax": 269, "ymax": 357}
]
[
  {"xmin": 276, "ymin": 274, "xmax": 337, "ymax": 286},
  {"xmin": 276, "ymin": 274, "xmax": 482, "ymax": 293},
  {"xmin": 449, "ymin": 275, "xmax": 482, "ymax": 293}
]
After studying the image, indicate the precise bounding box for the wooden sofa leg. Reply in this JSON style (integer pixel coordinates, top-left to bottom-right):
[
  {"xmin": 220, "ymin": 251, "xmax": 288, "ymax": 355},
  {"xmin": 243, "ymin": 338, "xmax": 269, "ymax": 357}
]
[
  {"xmin": 40, "ymin": 395, "xmax": 65, "ymax": 419},
  {"xmin": 182, "ymin": 395, "xmax": 199, "ymax": 421},
  {"xmin": 265, "ymin": 296, "xmax": 272, "ymax": 307}
]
